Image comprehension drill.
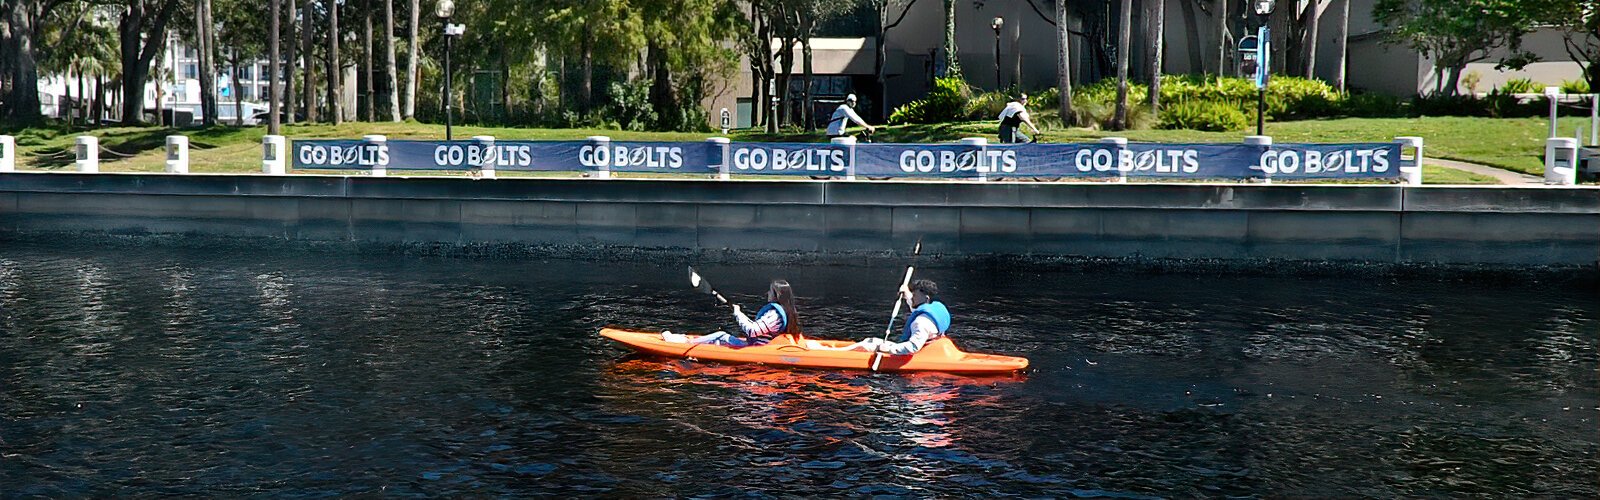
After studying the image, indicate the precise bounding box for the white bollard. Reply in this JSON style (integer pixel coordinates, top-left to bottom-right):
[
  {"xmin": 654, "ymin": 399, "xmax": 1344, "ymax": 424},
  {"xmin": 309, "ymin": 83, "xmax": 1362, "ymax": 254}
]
[
  {"xmin": 707, "ymin": 137, "xmax": 731, "ymax": 180},
  {"xmin": 1099, "ymin": 137, "xmax": 1128, "ymax": 183},
  {"xmin": 472, "ymin": 135, "xmax": 496, "ymax": 179},
  {"xmin": 75, "ymin": 136, "xmax": 99, "ymax": 173},
  {"xmin": 1394, "ymin": 136, "xmax": 1424, "ymax": 186},
  {"xmin": 0, "ymin": 135, "xmax": 14, "ymax": 172},
  {"xmin": 961, "ymin": 137, "xmax": 989, "ymax": 181},
  {"xmin": 165, "ymin": 135, "xmax": 190, "ymax": 173},
  {"xmin": 830, "ymin": 136, "xmax": 857, "ymax": 181},
  {"xmin": 1544, "ymin": 137, "xmax": 1578, "ymax": 185},
  {"xmin": 261, "ymin": 135, "xmax": 286, "ymax": 175},
  {"xmin": 587, "ymin": 136, "xmax": 611, "ymax": 179},
  {"xmin": 363, "ymin": 135, "xmax": 387, "ymax": 176},
  {"xmin": 1244, "ymin": 135, "xmax": 1272, "ymax": 184}
]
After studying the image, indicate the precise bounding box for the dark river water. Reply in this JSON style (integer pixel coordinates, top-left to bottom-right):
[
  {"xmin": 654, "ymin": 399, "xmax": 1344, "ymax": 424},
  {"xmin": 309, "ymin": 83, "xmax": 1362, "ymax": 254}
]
[{"xmin": 0, "ymin": 240, "xmax": 1595, "ymax": 497}]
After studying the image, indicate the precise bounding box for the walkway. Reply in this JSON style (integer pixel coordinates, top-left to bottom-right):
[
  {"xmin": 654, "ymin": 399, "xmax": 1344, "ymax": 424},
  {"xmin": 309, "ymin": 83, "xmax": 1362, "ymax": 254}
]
[{"xmin": 1426, "ymin": 157, "xmax": 1543, "ymax": 185}]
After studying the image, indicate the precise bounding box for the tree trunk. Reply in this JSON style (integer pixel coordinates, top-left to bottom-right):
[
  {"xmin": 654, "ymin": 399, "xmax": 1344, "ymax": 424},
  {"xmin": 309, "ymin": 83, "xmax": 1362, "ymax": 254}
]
[
  {"xmin": 1333, "ymin": 0, "xmax": 1348, "ymax": 91},
  {"xmin": 229, "ymin": 53, "xmax": 242, "ymax": 124},
  {"xmin": 1216, "ymin": 0, "xmax": 1227, "ymax": 78},
  {"xmin": 94, "ymin": 74, "xmax": 104, "ymax": 123},
  {"xmin": 286, "ymin": 0, "xmax": 297, "ymax": 124},
  {"xmin": 269, "ymin": 0, "xmax": 281, "ymax": 133},
  {"xmin": 1112, "ymin": 0, "xmax": 1132, "ymax": 130},
  {"xmin": 802, "ymin": 37, "xmax": 813, "ymax": 130},
  {"xmin": 1149, "ymin": 0, "xmax": 1164, "ymax": 114},
  {"xmin": 1305, "ymin": 0, "xmax": 1320, "ymax": 79},
  {"xmin": 328, "ymin": 0, "xmax": 341, "ymax": 125},
  {"xmin": 1179, "ymin": 0, "xmax": 1201, "ymax": 74},
  {"xmin": 941, "ymin": 0, "xmax": 960, "ymax": 79},
  {"xmin": 384, "ymin": 0, "xmax": 398, "ymax": 122},
  {"xmin": 6, "ymin": 2, "xmax": 43, "ymax": 124},
  {"xmin": 198, "ymin": 0, "xmax": 215, "ymax": 125},
  {"xmin": 580, "ymin": 24, "xmax": 593, "ymax": 111},
  {"xmin": 303, "ymin": 0, "xmax": 317, "ymax": 122},
  {"xmin": 875, "ymin": 7, "xmax": 887, "ymax": 121},
  {"xmin": 405, "ymin": 0, "xmax": 417, "ymax": 118},
  {"xmin": 66, "ymin": 69, "xmax": 75, "ymax": 125},
  {"xmin": 1055, "ymin": 0, "xmax": 1072, "ymax": 123},
  {"xmin": 118, "ymin": 1, "xmax": 148, "ymax": 125},
  {"xmin": 362, "ymin": 0, "xmax": 372, "ymax": 122},
  {"xmin": 777, "ymin": 37, "xmax": 794, "ymax": 128}
]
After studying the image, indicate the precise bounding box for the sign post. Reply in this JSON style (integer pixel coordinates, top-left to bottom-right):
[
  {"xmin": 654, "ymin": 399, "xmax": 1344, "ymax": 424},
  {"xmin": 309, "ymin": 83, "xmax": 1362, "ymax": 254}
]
[
  {"xmin": 719, "ymin": 108, "xmax": 731, "ymax": 135},
  {"xmin": 1254, "ymin": 26, "xmax": 1270, "ymax": 136}
]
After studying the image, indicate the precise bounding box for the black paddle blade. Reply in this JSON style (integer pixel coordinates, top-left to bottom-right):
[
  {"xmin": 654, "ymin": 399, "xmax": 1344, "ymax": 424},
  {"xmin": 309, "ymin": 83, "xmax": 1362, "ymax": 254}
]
[{"xmin": 688, "ymin": 266, "xmax": 714, "ymax": 295}]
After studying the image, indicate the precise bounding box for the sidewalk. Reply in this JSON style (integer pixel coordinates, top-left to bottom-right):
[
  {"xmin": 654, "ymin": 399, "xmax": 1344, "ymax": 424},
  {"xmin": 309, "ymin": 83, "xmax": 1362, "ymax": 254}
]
[{"xmin": 1426, "ymin": 157, "xmax": 1543, "ymax": 185}]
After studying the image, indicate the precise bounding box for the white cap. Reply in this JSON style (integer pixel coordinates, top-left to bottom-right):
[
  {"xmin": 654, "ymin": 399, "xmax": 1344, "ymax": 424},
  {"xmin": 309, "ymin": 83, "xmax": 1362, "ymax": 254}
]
[{"xmin": 846, "ymin": 93, "xmax": 857, "ymax": 103}]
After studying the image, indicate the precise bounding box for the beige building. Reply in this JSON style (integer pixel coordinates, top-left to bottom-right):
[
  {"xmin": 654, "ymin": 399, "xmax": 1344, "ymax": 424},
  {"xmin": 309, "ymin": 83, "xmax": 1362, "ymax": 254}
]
[{"xmin": 708, "ymin": 0, "xmax": 1587, "ymax": 129}]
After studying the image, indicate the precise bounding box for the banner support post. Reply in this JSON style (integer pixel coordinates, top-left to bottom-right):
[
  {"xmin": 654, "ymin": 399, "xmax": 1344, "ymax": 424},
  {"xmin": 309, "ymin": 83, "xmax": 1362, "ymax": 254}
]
[
  {"xmin": 830, "ymin": 136, "xmax": 857, "ymax": 181},
  {"xmin": 1244, "ymin": 135, "xmax": 1272, "ymax": 184}
]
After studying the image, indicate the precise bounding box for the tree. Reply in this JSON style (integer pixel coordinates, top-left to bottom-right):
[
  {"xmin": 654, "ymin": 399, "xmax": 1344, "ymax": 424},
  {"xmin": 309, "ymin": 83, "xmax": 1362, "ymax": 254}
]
[
  {"xmin": 1541, "ymin": 0, "xmax": 1599, "ymax": 92},
  {"xmin": 1303, "ymin": 0, "xmax": 1320, "ymax": 79},
  {"xmin": 269, "ymin": 0, "xmax": 280, "ymax": 133},
  {"xmin": 868, "ymin": 0, "xmax": 918, "ymax": 122},
  {"xmin": 1148, "ymin": 0, "xmax": 1164, "ymax": 114},
  {"xmin": 1332, "ymin": 0, "xmax": 1348, "ymax": 91},
  {"xmin": 303, "ymin": 0, "xmax": 317, "ymax": 121},
  {"xmin": 361, "ymin": 0, "xmax": 372, "ymax": 122},
  {"xmin": 1374, "ymin": 0, "xmax": 1538, "ymax": 96},
  {"xmin": 286, "ymin": 0, "xmax": 296, "ymax": 123},
  {"xmin": 1054, "ymin": 0, "xmax": 1070, "ymax": 122},
  {"xmin": 327, "ymin": 0, "xmax": 340, "ymax": 124},
  {"xmin": 1111, "ymin": 0, "xmax": 1131, "ymax": 130},
  {"xmin": 199, "ymin": 0, "xmax": 219, "ymax": 125},
  {"xmin": 383, "ymin": 0, "xmax": 397, "ymax": 121},
  {"xmin": 404, "ymin": 0, "xmax": 415, "ymax": 119},
  {"xmin": 4, "ymin": 0, "xmax": 54, "ymax": 124},
  {"xmin": 117, "ymin": 0, "xmax": 180, "ymax": 125},
  {"xmin": 940, "ymin": 0, "xmax": 959, "ymax": 79}
]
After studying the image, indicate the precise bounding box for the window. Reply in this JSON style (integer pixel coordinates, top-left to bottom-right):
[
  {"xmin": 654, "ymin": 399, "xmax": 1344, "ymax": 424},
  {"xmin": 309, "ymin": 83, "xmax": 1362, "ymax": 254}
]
[{"xmin": 184, "ymin": 64, "xmax": 198, "ymax": 80}]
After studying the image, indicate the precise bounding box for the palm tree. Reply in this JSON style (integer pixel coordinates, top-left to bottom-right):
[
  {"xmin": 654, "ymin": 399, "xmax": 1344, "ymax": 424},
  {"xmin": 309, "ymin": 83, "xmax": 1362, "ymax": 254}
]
[
  {"xmin": 941, "ymin": 0, "xmax": 961, "ymax": 78},
  {"xmin": 286, "ymin": 0, "xmax": 297, "ymax": 124},
  {"xmin": 303, "ymin": 0, "xmax": 318, "ymax": 122},
  {"xmin": 1305, "ymin": 0, "xmax": 1321, "ymax": 78},
  {"xmin": 1055, "ymin": 0, "xmax": 1071, "ymax": 123},
  {"xmin": 384, "ymin": 0, "xmax": 399, "ymax": 122},
  {"xmin": 405, "ymin": 0, "xmax": 418, "ymax": 119},
  {"xmin": 1333, "ymin": 0, "xmax": 1349, "ymax": 91},
  {"xmin": 1148, "ymin": 0, "xmax": 1164, "ymax": 115},
  {"xmin": 329, "ymin": 0, "xmax": 342, "ymax": 125},
  {"xmin": 1112, "ymin": 0, "xmax": 1132, "ymax": 130},
  {"xmin": 270, "ymin": 0, "xmax": 281, "ymax": 134}
]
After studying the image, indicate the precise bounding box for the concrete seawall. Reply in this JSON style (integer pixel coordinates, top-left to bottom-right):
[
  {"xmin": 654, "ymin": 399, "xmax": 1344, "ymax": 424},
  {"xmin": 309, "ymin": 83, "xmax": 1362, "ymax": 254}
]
[{"xmin": 0, "ymin": 173, "xmax": 1595, "ymax": 268}]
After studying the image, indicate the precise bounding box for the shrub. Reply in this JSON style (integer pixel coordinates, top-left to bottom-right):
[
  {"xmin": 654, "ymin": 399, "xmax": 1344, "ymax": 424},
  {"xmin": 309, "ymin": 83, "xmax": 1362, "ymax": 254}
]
[
  {"xmin": 1159, "ymin": 99, "xmax": 1249, "ymax": 132},
  {"xmin": 598, "ymin": 80, "xmax": 656, "ymax": 131},
  {"xmin": 1461, "ymin": 71, "xmax": 1483, "ymax": 95},
  {"xmin": 888, "ymin": 77, "xmax": 972, "ymax": 124},
  {"xmin": 1499, "ymin": 78, "xmax": 1542, "ymax": 94},
  {"xmin": 1340, "ymin": 92, "xmax": 1406, "ymax": 118},
  {"xmin": 964, "ymin": 90, "xmax": 1011, "ymax": 120},
  {"xmin": 1561, "ymin": 78, "xmax": 1591, "ymax": 94}
]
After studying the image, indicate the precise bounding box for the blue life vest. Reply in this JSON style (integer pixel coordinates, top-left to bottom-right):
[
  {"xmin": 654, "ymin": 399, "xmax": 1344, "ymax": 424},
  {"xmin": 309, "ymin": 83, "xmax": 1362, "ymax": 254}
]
[
  {"xmin": 751, "ymin": 303, "xmax": 788, "ymax": 342},
  {"xmin": 900, "ymin": 301, "xmax": 951, "ymax": 342}
]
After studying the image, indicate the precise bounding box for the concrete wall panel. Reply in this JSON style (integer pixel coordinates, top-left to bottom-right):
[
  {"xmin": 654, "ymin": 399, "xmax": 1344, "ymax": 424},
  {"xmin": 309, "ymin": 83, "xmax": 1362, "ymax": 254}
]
[
  {"xmin": 1400, "ymin": 212, "xmax": 1600, "ymax": 265},
  {"xmin": 959, "ymin": 208, "xmax": 1031, "ymax": 253},
  {"xmin": 458, "ymin": 200, "xmax": 576, "ymax": 244},
  {"xmin": 1245, "ymin": 211, "xmax": 1401, "ymax": 261},
  {"xmin": 574, "ymin": 203, "xmax": 640, "ymax": 246},
  {"xmin": 1404, "ymin": 187, "xmax": 1600, "ymax": 214},
  {"xmin": 891, "ymin": 206, "xmax": 961, "ymax": 254},
  {"xmin": 821, "ymin": 205, "xmax": 894, "ymax": 252},
  {"xmin": 348, "ymin": 199, "xmax": 462, "ymax": 243}
]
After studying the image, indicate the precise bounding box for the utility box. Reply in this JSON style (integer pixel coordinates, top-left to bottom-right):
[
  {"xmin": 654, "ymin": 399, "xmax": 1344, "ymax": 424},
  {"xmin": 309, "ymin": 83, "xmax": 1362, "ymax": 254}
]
[{"xmin": 1544, "ymin": 138, "xmax": 1577, "ymax": 185}]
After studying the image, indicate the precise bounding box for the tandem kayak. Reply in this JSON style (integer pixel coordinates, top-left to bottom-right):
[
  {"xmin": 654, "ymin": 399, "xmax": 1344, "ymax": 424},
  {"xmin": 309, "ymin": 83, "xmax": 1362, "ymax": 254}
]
[{"xmin": 598, "ymin": 327, "xmax": 1029, "ymax": 374}]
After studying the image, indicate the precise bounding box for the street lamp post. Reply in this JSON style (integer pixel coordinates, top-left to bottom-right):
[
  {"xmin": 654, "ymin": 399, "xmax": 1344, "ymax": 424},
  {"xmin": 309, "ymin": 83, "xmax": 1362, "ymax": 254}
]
[
  {"xmin": 1253, "ymin": 0, "xmax": 1275, "ymax": 136},
  {"xmin": 436, "ymin": 0, "xmax": 462, "ymax": 141},
  {"xmin": 991, "ymin": 17, "xmax": 1004, "ymax": 90}
]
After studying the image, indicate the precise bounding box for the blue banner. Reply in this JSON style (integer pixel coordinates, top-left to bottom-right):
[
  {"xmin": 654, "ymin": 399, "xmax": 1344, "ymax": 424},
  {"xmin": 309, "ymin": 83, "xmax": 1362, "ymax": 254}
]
[{"xmin": 291, "ymin": 139, "xmax": 1402, "ymax": 180}]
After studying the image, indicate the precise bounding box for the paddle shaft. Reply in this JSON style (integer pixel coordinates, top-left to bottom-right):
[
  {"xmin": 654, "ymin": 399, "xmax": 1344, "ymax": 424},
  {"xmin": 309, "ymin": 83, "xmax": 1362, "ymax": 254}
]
[{"xmin": 871, "ymin": 241, "xmax": 921, "ymax": 371}]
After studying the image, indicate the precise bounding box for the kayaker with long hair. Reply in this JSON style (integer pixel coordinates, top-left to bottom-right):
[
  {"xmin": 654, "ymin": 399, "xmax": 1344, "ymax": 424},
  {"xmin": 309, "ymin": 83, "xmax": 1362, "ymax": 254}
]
[
  {"xmin": 844, "ymin": 279, "xmax": 950, "ymax": 355},
  {"xmin": 665, "ymin": 280, "xmax": 803, "ymax": 346}
]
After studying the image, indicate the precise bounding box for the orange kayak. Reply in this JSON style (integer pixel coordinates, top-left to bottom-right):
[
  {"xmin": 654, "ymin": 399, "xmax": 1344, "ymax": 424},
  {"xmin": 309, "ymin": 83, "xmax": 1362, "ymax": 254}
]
[{"xmin": 598, "ymin": 327, "xmax": 1029, "ymax": 374}]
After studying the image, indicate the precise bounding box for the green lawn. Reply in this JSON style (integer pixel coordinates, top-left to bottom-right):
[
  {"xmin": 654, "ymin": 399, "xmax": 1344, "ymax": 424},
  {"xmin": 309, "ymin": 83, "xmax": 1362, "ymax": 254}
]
[{"xmin": 0, "ymin": 116, "xmax": 1569, "ymax": 184}]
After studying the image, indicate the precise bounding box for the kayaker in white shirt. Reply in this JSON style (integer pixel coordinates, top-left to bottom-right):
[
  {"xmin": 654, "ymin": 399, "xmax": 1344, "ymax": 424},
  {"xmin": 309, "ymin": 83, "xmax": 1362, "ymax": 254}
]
[
  {"xmin": 826, "ymin": 94, "xmax": 876, "ymax": 138},
  {"xmin": 842, "ymin": 279, "xmax": 950, "ymax": 355}
]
